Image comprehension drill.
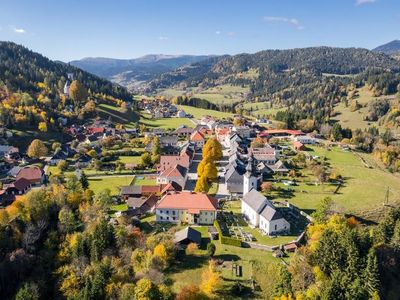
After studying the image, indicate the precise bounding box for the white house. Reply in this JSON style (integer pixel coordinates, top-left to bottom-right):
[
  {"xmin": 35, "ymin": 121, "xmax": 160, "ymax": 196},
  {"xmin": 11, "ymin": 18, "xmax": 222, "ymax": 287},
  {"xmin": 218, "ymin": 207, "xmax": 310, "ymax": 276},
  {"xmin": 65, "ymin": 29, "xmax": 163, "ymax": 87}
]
[
  {"xmin": 295, "ymin": 135, "xmax": 316, "ymax": 144},
  {"xmin": 241, "ymin": 189, "xmax": 290, "ymax": 235}
]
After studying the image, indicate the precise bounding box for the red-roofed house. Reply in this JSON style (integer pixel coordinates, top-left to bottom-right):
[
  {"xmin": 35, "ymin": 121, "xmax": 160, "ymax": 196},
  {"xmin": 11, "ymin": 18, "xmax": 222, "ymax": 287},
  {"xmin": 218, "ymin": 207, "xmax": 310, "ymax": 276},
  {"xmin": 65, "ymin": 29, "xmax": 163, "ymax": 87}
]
[
  {"xmin": 156, "ymin": 191, "xmax": 218, "ymax": 224},
  {"xmin": 157, "ymin": 155, "xmax": 190, "ymax": 172},
  {"xmin": 293, "ymin": 141, "xmax": 305, "ymax": 151},
  {"xmin": 190, "ymin": 131, "xmax": 205, "ymax": 149},
  {"xmin": 16, "ymin": 166, "xmax": 45, "ymax": 186}
]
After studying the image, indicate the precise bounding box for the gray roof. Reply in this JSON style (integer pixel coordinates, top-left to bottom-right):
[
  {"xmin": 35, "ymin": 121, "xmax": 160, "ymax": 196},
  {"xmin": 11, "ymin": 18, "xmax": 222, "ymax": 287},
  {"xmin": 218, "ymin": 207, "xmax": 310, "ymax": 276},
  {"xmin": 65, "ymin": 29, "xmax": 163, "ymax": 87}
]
[
  {"xmin": 225, "ymin": 165, "xmax": 245, "ymax": 182},
  {"xmin": 120, "ymin": 185, "xmax": 141, "ymax": 196},
  {"xmin": 174, "ymin": 227, "xmax": 202, "ymax": 245},
  {"xmin": 242, "ymin": 190, "xmax": 285, "ymax": 222},
  {"xmin": 242, "ymin": 189, "xmax": 268, "ymax": 213},
  {"xmin": 260, "ymin": 205, "xmax": 284, "ymax": 221}
]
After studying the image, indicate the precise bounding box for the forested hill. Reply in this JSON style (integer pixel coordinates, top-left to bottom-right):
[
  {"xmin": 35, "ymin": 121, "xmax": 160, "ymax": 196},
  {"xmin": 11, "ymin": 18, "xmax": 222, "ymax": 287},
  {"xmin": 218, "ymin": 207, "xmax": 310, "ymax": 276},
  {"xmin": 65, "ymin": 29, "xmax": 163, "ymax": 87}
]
[
  {"xmin": 0, "ymin": 41, "xmax": 131, "ymax": 101},
  {"xmin": 146, "ymin": 47, "xmax": 400, "ymax": 91}
]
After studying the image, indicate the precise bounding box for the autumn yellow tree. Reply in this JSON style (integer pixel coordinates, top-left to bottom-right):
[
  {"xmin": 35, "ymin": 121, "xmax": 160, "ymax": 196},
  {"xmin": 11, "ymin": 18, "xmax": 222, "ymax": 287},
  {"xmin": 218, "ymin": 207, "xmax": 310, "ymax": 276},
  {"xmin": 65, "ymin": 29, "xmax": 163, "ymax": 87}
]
[
  {"xmin": 69, "ymin": 80, "xmax": 88, "ymax": 108},
  {"xmin": 200, "ymin": 260, "xmax": 221, "ymax": 296},
  {"xmin": 203, "ymin": 162, "xmax": 218, "ymax": 180},
  {"xmin": 27, "ymin": 139, "xmax": 48, "ymax": 159},
  {"xmin": 194, "ymin": 176, "xmax": 210, "ymax": 193},
  {"xmin": 202, "ymin": 138, "xmax": 222, "ymax": 161},
  {"xmin": 38, "ymin": 121, "xmax": 48, "ymax": 132}
]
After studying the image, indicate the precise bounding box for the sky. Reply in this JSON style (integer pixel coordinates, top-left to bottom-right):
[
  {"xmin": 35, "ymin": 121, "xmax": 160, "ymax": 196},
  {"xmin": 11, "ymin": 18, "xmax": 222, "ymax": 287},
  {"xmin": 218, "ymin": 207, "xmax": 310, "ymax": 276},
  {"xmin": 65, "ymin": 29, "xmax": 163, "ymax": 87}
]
[{"xmin": 0, "ymin": 0, "xmax": 399, "ymax": 62}]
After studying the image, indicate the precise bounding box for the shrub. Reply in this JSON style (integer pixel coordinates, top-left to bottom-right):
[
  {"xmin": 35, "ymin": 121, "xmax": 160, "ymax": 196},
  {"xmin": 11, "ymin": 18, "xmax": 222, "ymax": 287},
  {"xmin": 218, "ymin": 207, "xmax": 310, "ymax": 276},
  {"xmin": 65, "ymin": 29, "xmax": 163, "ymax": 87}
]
[
  {"xmin": 207, "ymin": 243, "xmax": 216, "ymax": 257},
  {"xmin": 186, "ymin": 243, "xmax": 198, "ymax": 255}
]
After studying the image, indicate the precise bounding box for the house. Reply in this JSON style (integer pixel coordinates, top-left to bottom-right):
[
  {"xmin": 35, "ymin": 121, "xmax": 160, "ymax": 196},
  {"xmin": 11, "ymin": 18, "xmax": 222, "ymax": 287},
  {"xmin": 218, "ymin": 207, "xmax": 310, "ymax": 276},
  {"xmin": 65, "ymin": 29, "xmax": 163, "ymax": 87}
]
[
  {"xmin": 259, "ymin": 129, "xmax": 304, "ymax": 139},
  {"xmin": 293, "ymin": 141, "xmax": 305, "ymax": 151},
  {"xmin": 156, "ymin": 164, "xmax": 187, "ymax": 188},
  {"xmin": 241, "ymin": 189, "xmax": 290, "ymax": 235},
  {"xmin": 155, "ymin": 191, "xmax": 218, "ymax": 225},
  {"xmin": 157, "ymin": 155, "xmax": 190, "ymax": 172},
  {"xmin": 225, "ymin": 164, "xmax": 246, "ymax": 194},
  {"xmin": 75, "ymin": 154, "xmax": 93, "ymax": 168},
  {"xmin": 120, "ymin": 185, "xmax": 142, "ymax": 200},
  {"xmin": 126, "ymin": 194, "xmax": 158, "ymax": 216},
  {"xmin": 284, "ymin": 242, "xmax": 298, "ymax": 253},
  {"xmin": 176, "ymin": 110, "xmax": 186, "ymax": 118},
  {"xmin": 232, "ymin": 126, "xmax": 252, "ymax": 138},
  {"xmin": 174, "ymin": 227, "xmax": 202, "ymax": 246},
  {"xmin": 295, "ymin": 135, "xmax": 316, "ymax": 144},
  {"xmin": 0, "ymin": 145, "xmax": 19, "ymax": 158},
  {"xmin": 175, "ymin": 126, "xmax": 194, "ymax": 137},
  {"xmin": 16, "ymin": 166, "xmax": 45, "ymax": 186},
  {"xmin": 190, "ymin": 131, "xmax": 205, "ymax": 149},
  {"xmin": 160, "ymin": 135, "xmax": 178, "ymax": 147},
  {"xmin": 0, "ymin": 177, "xmax": 32, "ymax": 203},
  {"xmin": 49, "ymin": 150, "xmax": 68, "ymax": 166}
]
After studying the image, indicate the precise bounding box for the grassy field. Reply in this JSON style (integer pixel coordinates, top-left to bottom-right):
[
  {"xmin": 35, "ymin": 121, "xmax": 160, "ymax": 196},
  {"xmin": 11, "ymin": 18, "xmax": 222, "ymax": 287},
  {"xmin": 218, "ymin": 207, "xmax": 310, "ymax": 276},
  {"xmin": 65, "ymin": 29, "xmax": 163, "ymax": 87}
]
[
  {"xmin": 118, "ymin": 156, "xmax": 142, "ymax": 165},
  {"xmin": 97, "ymin": 103, "xmax": 139, "ymax": 124},
  {"xmin": 133, "ymin": 176, "xmax": 157, "ymax": 186},
  {"xmin": 331, "ymin": 86, "xmax": 397, "ymax": 131},
  {"xmin": 167, "ymin": 226, "xmax": 282, "ymax": 298},
  {"xmin": 276, "ymin": 145, "xmax": 400, "ymax": 219},
  {"xmin": 177, "ymin": 105, "xmax": 234, "ymax": 119},
  {"xmin": 139, "ymin": 112, "xmax": 195, "ymax": 129},
  {"xmin": 192, "ymin": 84, "xmax": 248, "ymax": 105},
  {"xmin": 88, "ymin": 175, "xmax": 134, "ymax": 195}
]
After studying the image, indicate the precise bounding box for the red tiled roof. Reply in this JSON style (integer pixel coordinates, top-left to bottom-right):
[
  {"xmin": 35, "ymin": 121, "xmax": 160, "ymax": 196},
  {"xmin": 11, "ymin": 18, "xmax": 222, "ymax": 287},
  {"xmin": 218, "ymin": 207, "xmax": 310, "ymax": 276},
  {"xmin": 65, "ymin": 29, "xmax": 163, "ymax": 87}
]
[
  {"xmin": 190, "ymin": 131, "xmax": 205, "ymax": 142},
  {"xmin": 87, "ymin": 127, "xmax": 105, "ymax": 134},
  {"xmin": 293, "ymin": 141, "xmax": 304, "ymax": 148},
  {"xmin": 156, "ymin": 191, "xmax": 217, "ymax": 211},
  {"xmin": 16, "ymin": 167, "xmax": 43, "ymax": 183},
  {"xmin": 141, "ymin": 185, "xmax": 162, "ymax": 194},
  {"xmin": 12, "ymin": 178, "xmax": 31, "ymax": 191},
  {"xmin": 159, "ymin": 164, "xmax": 187, "ymax": 178},
  {"xmin": 158, "ymin": 155, "xmax": 190, "ymax": 172}
]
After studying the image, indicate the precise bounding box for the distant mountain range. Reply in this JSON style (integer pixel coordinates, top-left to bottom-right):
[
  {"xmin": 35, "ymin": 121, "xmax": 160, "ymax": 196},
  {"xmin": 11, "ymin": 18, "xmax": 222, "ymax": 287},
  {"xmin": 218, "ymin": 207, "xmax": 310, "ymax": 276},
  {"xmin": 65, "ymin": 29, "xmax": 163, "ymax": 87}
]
[
  {"xmin": 145, "ymin": 46, "xmax": 400, "ymax": 93},
  {"xmin": 69, "ymin": 55, "xmax": 213, "ymax": 91},
  {"xmin": 373, "ymin": 40, "xmax": 400, "ymax": 56}
]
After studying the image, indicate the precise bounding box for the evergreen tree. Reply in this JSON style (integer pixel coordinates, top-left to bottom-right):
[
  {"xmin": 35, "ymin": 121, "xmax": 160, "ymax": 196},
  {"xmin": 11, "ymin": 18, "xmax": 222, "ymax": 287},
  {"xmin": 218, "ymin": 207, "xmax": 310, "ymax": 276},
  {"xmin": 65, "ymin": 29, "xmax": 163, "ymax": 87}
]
[
  {"xmin": 80, "ymin": 171, "xmax": 89, "ymax": 190},
  {"xmin": 363, "ymin": 248, "xmax": 381, "ymax": 297},
  {"xmin": 391, "ymin": 220, "xmax": 400, "ymax": 251}
]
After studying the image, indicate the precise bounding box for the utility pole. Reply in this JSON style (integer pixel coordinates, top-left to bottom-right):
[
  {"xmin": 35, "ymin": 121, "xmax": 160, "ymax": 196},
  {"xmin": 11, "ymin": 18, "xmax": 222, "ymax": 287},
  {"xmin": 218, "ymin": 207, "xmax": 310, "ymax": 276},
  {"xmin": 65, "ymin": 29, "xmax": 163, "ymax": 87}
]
[{"xmin": 384, "ymin": 187, "xmax": 389, "ymax": 206}]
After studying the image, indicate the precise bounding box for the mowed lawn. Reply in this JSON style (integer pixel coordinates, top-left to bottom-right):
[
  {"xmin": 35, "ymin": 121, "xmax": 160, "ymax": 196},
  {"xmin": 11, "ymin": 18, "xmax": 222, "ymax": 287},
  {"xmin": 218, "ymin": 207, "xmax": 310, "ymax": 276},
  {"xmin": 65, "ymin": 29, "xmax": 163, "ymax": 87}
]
[
  {"xmin": 118, "ymin": 156, "xmax": 142, "ymax": 164},
  {"xmin": 88, "ymin": 175, "xmax": 134, "ymax": 195},
  {"xmin": 139, "ymin": 113, "xmax": 195, "ymax": 129},
  {"xmin": 177, "ymin": 105, "xmax": 234, "ymax": 119},
  {"xmin": 285, "ymin": 146, "xmax": 400, "ymax": 217}
]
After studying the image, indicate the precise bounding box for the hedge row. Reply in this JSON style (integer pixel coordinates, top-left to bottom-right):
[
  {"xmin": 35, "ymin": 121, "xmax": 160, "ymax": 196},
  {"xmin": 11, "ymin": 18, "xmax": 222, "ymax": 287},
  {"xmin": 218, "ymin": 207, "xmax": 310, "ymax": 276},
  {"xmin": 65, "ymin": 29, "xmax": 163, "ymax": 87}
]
[{"xmin": 214, "ymin": 220, "xmax": 242, "ymax": 247}]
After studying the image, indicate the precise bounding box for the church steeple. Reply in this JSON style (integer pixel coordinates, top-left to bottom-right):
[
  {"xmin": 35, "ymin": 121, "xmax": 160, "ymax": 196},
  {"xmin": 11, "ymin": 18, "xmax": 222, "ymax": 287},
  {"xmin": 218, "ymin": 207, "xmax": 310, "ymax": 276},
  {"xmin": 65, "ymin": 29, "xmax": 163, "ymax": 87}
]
[{"xmin": 243, "ymin": 153, "xmax": 257, "ymax": 195}]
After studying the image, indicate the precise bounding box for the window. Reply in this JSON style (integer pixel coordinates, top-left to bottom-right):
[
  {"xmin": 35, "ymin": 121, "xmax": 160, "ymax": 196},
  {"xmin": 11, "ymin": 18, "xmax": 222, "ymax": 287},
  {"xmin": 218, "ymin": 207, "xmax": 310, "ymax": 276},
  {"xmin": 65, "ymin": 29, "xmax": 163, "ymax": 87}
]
[
  {"xmin": 166, "ymin": 210, "xmax": 169, "ymax": 214},
  {"xmin": 172, "ymin": 211, "xmax": 176, "ymax": 215},
  {"xmin": 172, "ymin": 217, "xmax": 176, "ymax": 221},
  {"xmin": 160, "ymin": 210, "xmax": 163, "ymax": 213},
  {"xmin": 160, "ymin": 216, "xmax": 163, "ymax": 220},
  {"xmin": 275, "ymin": 225, "xmax": 277, "ymax": 230},
  {"xmin": 166, "ymin": 216, "xmax": 169, "ymax": 220}
]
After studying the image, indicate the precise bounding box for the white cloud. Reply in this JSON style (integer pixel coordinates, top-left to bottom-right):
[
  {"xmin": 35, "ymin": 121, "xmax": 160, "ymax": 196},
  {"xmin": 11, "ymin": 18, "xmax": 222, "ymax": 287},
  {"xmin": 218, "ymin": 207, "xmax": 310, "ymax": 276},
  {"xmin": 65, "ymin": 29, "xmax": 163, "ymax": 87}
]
[
  {"xmin": 158, "ymin": 36, "xmax": 168, "ymax": 41},
  {"xmin": 355, "ymin": 0, "xmax": 376, "ymax": 5},
  {"xmin": 228, "ymin": 31, "xmax": 236, "ymax": 37},
  {"xmin": 263, "ymin": 16, "xmax": 304, "ymax": 30},
  {"xmin": 13, "ymin": 27, "xmax": 26, "ymax": 34},
  {"xmin": 215, "ymin": 30, "xmax": 221, "ymax": 35}
]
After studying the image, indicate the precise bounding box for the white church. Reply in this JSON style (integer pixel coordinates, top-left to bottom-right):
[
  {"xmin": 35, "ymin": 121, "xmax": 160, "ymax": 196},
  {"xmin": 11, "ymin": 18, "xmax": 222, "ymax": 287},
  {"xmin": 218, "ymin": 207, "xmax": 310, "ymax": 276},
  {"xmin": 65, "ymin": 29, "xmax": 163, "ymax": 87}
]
[{"xmin": 241, "ymin": 156, "xmax": 290, "ymax": 235}]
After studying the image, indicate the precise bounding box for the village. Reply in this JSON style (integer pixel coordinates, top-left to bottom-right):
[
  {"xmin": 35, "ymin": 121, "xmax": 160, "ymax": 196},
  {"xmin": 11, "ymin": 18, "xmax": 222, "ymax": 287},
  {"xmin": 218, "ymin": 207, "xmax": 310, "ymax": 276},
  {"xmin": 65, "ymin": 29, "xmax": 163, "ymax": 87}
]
[{"xmin": 0, "ymin": 90, "xmax": 333, "ymax": 260}]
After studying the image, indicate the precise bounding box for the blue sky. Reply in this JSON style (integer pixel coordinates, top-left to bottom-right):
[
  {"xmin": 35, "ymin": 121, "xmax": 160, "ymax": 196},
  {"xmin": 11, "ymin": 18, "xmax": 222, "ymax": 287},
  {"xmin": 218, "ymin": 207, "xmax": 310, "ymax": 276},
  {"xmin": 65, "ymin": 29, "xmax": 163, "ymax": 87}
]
[{"xmin": 0, "ymin": 0, "xmax": 399, "ymax": 61}]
